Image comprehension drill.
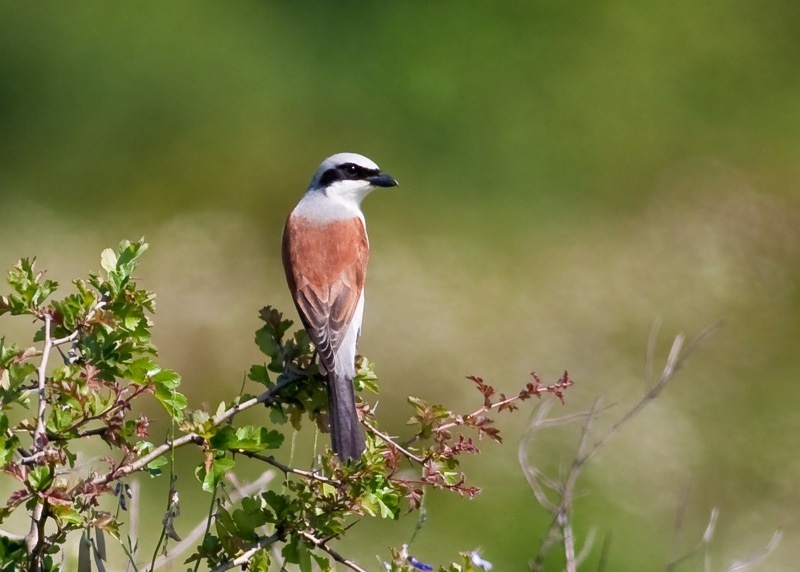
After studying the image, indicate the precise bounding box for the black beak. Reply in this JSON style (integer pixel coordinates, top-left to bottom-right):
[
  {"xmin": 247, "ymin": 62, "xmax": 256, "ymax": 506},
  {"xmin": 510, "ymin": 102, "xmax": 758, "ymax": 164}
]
[{"xmin": 367, "ymin": 173, "xmax": 399, "ymax": 188}]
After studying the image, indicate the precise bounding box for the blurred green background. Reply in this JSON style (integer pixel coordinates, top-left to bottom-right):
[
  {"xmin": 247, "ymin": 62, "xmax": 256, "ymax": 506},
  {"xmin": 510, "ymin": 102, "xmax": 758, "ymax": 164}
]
[{"xmin": 2, "ymin": 2, "xmax": 800, "ymax": 570}]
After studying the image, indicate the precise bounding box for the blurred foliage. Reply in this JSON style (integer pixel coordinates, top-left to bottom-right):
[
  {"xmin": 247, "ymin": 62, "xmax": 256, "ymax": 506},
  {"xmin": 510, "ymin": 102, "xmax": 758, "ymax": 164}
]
[{"xmin": 1, "ymin": 1, "xmax": 800, "ymax": 570}]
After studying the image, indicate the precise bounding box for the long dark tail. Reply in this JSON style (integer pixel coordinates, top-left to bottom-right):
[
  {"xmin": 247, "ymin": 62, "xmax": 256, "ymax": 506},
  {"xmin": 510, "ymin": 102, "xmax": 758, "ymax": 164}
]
[{"xmin": 327, "ymin": 372, "xmax": 365, "ymax": 462}]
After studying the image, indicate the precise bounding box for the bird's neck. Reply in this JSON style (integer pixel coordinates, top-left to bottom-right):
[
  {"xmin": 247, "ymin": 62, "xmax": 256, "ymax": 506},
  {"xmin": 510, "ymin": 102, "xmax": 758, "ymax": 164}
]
[{"xmin": 293, "ymin": 191, "xmax": 366, "ymax": 224}]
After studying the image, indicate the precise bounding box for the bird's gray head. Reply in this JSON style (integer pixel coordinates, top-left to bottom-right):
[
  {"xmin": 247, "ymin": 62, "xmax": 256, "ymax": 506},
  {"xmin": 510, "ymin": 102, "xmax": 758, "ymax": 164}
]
[{"xmin": 308, "ymin": 152, "xmax": 398, "ymax": 205}]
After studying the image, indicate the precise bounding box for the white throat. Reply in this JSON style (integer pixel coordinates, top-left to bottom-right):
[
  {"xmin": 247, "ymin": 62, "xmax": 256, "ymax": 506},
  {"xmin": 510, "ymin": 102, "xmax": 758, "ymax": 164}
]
[{"xmin": 293, "ymin": 188, "xmax": 366, "ymax": 224}]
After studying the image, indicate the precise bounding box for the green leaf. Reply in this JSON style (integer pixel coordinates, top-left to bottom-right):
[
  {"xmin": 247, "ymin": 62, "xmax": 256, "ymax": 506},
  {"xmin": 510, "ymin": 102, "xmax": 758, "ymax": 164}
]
[
  {"xmin": 282, "ymin": 535, "xmax": 312, "ymax": 572},
  {"xmin": 124, "ymin": 357, "xmax": 159, "ymax": 385},
  {"xmin": 154, "ymin": 377, "xmax": 187, "ymax": 421},
  {"xmin": 146, "ymin": 456, "xmax": 167, "ymax": 477},
  {"xmin": 235, "ymin": 425, "xmax": 284, "ymax": 451},
  {"xmin": 28, "ymin": 466, "xmax": 53, "ymax": 491},
  {"xmin": 248, "ymin": 364, "xmax": 270, "ymax": 386},
  {"xmin": 151, "ymin": 368, "xmax": 181, "ymax": 390},
  {"xmin": 269, "ymin": 405, "xmax": 289, "ymax": 426},
  {"xmin": 208, "ymin": 426, "xmax": 238, "ymax": 450},
  {"xmin": 4, "ymin": 258, "xmax": 58, "ymax": 313},
  {"xmin": 0, "ymin": 423, "xmax": 19, "ymax": 467},
  {"xmin": 362, "ymin": 491, "xmax": 399, "ymax": 520},
  {"xmin": 100, "ymin": 249, "xmax": 117, "ymax": 274},
  {"xmin": 209, "ymin": 425, "xmax": 284, "ymax": 452},
  {"xmin": 196, "ymin": 457, "xmax": 235, "ymax": 492},
  {"xmin": 354, "ymin": 356, "xmax": 380, "ymax": 394},
  {"xmin": 254, "ymin": 328, "xmax": 283, "ymax": 373},
  {"xmin": 51, "ymin": 504, "xmax": 85, "ymax": 527},
  {"xmin": 250, "ymin": 549, "xmax": 271, "ymax": 572},
  {"xmin": 312, "ymin": 554, "xmax": 332, "ymax": 572},
  {"xmin": 261, "ymin": 490, "xmax": 291, "ymax": 522},
  {"xmin": 232, "ymin": 497, "xmax": 269, "ymax": 540}
]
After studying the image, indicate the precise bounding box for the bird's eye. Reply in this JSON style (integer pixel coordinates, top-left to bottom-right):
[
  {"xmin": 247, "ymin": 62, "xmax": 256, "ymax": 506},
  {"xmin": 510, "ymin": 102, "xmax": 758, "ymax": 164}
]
[{"xmin": 344, "ymin": 164, "xmax": 359, "ymax": 177}]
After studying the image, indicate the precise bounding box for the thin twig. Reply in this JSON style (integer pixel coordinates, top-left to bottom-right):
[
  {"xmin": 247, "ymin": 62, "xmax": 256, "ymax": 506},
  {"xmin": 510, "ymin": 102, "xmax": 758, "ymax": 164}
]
[
  {"xmin": 646, "ymin": 318, "xmax": 663, "ymax": 385},
  {"xmin": 434, "ymin": 393, "xmax": 524, "ymax": 434},
  {"xmin": 208, "ymin": 532, "xmax": 284, "ymax": 572},
  {"xmin": 32, "ymin": 314, "xmax": 52, "ymax": 451},
  {"xmin": 0, "ymin": 528, "xmax": 25, "ymax": 542},
  {"xmin": 77, "ymin": 377, "xmax": 297, "ymax": 491},
  {"xmin": 560, "ymin": 399, "xmax": 602, "ymax": 572},
  {"xmin": 364, "ymin": 422, "xmax": 425, "ymax": 464},
  {"xmin": 665, "ymin": 506, "xmax": 720, "ymax": 570},
  {"xmin": 299, "ymin": 530, "xmax": 369, "ymax": 572},
  {"xmin": 584, "ymin": 323, "xmax": 719, "ymax": 466},
  {"xmin": 667, "ymin": 482, "xmax": 692, "ymax": 572},
  {"xmin": 726, "ymin": 530, "xmax": 782, "ymax": 572},
  {"xmin": 574, "ymin": 527, "xmax": 596, "ymax": 568},
  {"xmin": 240, "ymin": 452, "xmax": 339, "ymax": 485},
  {"xmin": 526, "ymin": 325, "xmax": 719, "ymax": 571}
]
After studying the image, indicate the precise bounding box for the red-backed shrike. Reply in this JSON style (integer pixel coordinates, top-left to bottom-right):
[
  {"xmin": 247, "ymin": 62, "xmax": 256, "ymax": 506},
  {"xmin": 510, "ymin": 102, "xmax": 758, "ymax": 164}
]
[{"xmin": 282, "ymin": 153, "xmax": 398, "ymax": 461}]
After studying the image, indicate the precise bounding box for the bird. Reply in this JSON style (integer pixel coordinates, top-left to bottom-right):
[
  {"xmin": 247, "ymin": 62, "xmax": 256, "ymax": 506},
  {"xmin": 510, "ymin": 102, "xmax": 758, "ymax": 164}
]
[{"xmin": 282, "ymin": 153, "xmax": 398, "ymax": 461}]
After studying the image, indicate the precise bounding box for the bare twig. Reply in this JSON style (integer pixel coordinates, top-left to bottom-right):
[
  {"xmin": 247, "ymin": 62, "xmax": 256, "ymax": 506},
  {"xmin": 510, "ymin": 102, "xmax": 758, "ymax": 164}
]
[
  {"xmin": 560, "ymin": 399, "xmax": 602, "ymax": 572},
  {"xmin": 299, "ymin": 530, "xmax": 369, "ymax": 572},
  {"xmin": 0, "ymin": 528, "xmax": 25, "ymax": 542},
  {"xmin": 574, "ymin": 527, "xmax": 596, "ymax": 568},
  {"xmin": 240, "ymin": 452, "xmax": 339, "ymax": 485},
  {"xmin": 645, "ymin": 317, "xmax": 662, "ymax": 384},
  {"xmin": 524, "ymin": 324, "xmax": 718, "ymax": 571},
  {"xmin": 364, "ymin": 421, "xmax": 425, "ymax": 464},
  {"xmin": 434, "ymin": 393, "xmax": 524, "ymax": 434},
  {"xmin": 726, "ymin": 530, "xmax": 782, "ymax": 572},
  {"xmin": 32, "ymin": 314, "xmax": 52, "ymax": 451},
  {"xmin": 667, "ymin": 483, "xmax": 692, "ymax": 572}
]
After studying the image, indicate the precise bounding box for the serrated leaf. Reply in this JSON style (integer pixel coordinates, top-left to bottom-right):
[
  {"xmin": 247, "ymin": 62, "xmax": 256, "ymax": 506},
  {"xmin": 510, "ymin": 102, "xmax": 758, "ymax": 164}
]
[
  {"xmin": 248, "ymin": 364, "xmax": 270, "ymax": 386},
  {"xmin": 232, "ymin": 503, "xmax": 268, "ymax": 540},
  {"xmin": 209, "ymin": 425, "xmax": 284, "ymax": 452},
  {"xmin": 196, "ymin": 457, "xmax": 235, "ymax": 492},
  {"xmin": 268, "ymin": 405, "xmax": 288, "ymax": 425},
  {"xmin": 51, "ymin": 504, "xmax": 85, "ymax": 527},
  {"xmin": 146, "ymin": 456, "xmax": 167, "ymax": 477},
  {"xmin": 250, "ymin": 550, "xmax": 271, "ymax": 572},
  {"xmin": 312, "ymin": 554, "xmax": 332, "ymax": 572},
  {"xmin": 282, "ymin": 535, "xmax": 312, "ymax": 572},
  {"xmin": 28, "ymin": 466, "xmax": 52, "ymax": 491}
]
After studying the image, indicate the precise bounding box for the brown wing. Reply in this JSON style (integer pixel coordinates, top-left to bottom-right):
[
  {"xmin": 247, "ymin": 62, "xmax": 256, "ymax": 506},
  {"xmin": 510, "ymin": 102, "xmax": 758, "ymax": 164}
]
[{"xmin": 282, "ymin": 214, "xmax": 369, "ymax": 373}]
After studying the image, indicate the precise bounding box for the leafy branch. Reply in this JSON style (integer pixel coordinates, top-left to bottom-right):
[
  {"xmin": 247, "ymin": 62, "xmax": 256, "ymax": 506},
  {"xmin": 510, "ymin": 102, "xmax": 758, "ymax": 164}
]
[{"xmin": 0, "ymin": 240, "xmax": 568, "ymax": 571}]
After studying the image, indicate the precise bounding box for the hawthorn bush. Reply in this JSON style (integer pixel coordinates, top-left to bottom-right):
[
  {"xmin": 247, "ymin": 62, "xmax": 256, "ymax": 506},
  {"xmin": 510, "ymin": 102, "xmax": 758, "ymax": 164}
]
[{"xmin": 0, "ymin": 240, "xmax": 573, "ymax": 572}]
